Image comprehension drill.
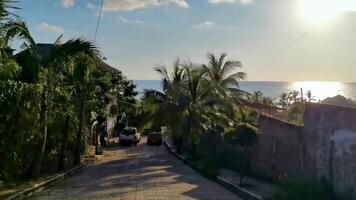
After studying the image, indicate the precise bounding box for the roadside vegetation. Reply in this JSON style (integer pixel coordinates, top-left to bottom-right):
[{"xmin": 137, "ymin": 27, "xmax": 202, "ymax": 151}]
[
  {"xmin": 140, "ymin": 53, "xmax": 349, "ymax": 199},
  {"xmin": 0, "ymin": 1, "xmax": 136, "ymax": 188},
  {"xmin": 250, "ymin": 90, "xmax": 310, "ymax": 124},
  {"xmin": 264, "ymin": 179, "xmax": 352, "ymax": 200},
  {"xmin": 140, "ymin": 53, "xmax": 260, "ymax": 182}
]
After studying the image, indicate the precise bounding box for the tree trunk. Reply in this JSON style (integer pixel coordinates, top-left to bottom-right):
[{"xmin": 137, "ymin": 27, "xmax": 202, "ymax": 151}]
[
  {"xmin": 73, "ymin": 90, "xmax": 86, "ymax": 165},
  {"xmin": 239, "ymin": 174, "xmax": 244, "ymax": 186},
  {"xmin": 26, "ymin": 89, "xmax": 48, "ymax": 179},
  {"xmin": 57, "ymin": 115, "xmax": 70, "ymax": 171},
  {"xmin": 94, "ymin": 122, "xmax": 101, "ymax": 155}
]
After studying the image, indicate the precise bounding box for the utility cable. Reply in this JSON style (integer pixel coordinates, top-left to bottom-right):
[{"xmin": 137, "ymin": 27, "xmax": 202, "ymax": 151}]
[
  {"xmin": 249, "ymin": 23, "xmax": 318, "ymax": 79},
  {"xmin": 94, "ymin": 0, "xmax": 104, "ymax": 41}
]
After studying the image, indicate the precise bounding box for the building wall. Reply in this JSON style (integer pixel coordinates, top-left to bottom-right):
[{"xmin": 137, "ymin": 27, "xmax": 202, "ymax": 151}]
[{"xmin": 106, "ymin": 102, "xmax": 117, "ymax": 139}]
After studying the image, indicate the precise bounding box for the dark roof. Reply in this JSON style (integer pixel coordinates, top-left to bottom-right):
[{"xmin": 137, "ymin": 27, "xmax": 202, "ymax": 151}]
[
  {"xmin": 238, "ymin": 98, "xmax": 285, "ymax": 112},
  {"xmin": 15, "ymin": 43, "xmax": 120, "ymax": 73}
]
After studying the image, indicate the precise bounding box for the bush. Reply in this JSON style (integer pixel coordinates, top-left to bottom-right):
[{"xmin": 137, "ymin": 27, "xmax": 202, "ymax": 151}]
[
  {"xmin": 264, "ymin": 179, "xmax": 352, "ymax": 200},
  {"xmin": 0, "ymin": 81, "xmax": 42, "ymax": 182},
  {"xmin": 198, "ymin": 157, "xmax": 220, "ymax": 180}
]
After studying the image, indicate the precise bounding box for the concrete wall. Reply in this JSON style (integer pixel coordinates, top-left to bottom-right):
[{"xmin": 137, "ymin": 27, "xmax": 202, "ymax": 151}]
[
  {"xmin": 251, "ymin": 103, "xmax": 356, "ymax": 196},
  {"xmin": 303, "ymin": 103, "xmax": 356, "ymax": 194},
  {"xmin": 251, "ymin": 115, "xmax": 303, "ymax": 179}
]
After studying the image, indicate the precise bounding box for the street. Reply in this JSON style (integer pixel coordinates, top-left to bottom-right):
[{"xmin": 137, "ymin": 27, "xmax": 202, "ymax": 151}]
[{"xmin": 30, "ymin": 137, "xmax": 240, "ymax": 200}]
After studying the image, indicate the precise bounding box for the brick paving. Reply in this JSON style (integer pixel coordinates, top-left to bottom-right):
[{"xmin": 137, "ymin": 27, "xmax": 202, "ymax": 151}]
[{"xmin": 30, "ymin": 137, "xmax": 241, "ymax": 200}]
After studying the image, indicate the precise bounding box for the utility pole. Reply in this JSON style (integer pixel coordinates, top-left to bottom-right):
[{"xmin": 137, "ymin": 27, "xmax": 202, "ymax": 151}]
[{"xmin": 300, "ymin": 88, "xmax": 304, "ymax": 103}]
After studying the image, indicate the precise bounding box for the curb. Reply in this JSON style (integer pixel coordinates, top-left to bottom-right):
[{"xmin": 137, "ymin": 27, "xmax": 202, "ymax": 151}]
[
  {"xmin": 163, "ymin": 138, "xmax": 185, "ymax": 161},
  {"xmin": 163, "ymin": 138, "xmax": 262, "ymax": 200},
  {"xmin": 4, "ymin": 160, "xmax": 94, "ymax": 200},
  {"xmin": 216, "ymin": 177, "xmax": 262, "ymax": 200}
]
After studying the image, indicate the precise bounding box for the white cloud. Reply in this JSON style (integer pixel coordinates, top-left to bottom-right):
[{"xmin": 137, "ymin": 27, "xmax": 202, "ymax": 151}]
[
  {"xmin": 103, "ymin": 0, "xmax": 188, "ymax": 12},
  {"xmin": 208, "ymin": 0, "xmax": 252, "ymax": 5},
  {"xmin": 86, "ymin": 2, "xmax": 96, "ymax": 10},
  {"xmin": 118, "ymin": 16, "xmax": 143, "ymax": 24},
  {"xmin": 192, "ymin": 21, "xmax": 216, "ymax": 29},
  {"xmin": 167, "ymin": 0, "xmax": 189, "ymax": 8},
  {"xmin": 39, "ymin": 22, "xmax": 64, "ymax": 34},
  {"xmin": 60, "ymin": 0, "xmax": 75, "ymax": 8}
]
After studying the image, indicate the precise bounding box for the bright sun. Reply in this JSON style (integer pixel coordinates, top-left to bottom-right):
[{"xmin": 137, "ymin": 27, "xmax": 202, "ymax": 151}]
[{"xmin": 299, "ymin": 0, "xmax": 356, "ymax": 24}]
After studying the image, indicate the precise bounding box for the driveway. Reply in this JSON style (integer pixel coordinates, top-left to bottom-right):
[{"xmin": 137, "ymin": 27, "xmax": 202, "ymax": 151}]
[{"xmin": 30, "ymin": 137, "xmax": 240, "ymax": 200}]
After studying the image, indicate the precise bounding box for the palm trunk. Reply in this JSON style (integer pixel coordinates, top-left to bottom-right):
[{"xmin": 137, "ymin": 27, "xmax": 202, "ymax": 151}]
[
  {"xmin": 73, "ymin": 90, "xmax": 86, "ymax": 165},
  {"xmin": 57, "ymin": 115, "xmax": 70, "ymax": 171},
  {"xmin": 26, "ymin": 89, "xmax": 48, "ymax": 178}
]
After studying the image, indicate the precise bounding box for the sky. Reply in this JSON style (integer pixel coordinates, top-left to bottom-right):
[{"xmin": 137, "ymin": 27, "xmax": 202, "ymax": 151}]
[{"xmin": 13, "ymin": 0, "xmax": 356, "ymax": 82}]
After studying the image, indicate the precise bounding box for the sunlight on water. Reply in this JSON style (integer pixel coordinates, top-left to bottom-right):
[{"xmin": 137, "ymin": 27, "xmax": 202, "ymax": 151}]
[
  {"xmin": 291, "ymin": 81, "xmax": 343, "ymax": 101},
  {"xmin": 135, "ymin": 80, "xmax": 356, "ymax": 101}
]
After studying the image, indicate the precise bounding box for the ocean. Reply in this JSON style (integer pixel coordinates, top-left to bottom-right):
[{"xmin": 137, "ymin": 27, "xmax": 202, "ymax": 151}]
[{"xmin": 134, "ymin": 80, "xmax": 356, "ymax": 101}]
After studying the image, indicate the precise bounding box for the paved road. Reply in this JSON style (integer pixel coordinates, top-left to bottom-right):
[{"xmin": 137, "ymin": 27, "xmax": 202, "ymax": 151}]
[{"xmin": 30, "ymin": 137, "xmax": 240, "ymax": 200}]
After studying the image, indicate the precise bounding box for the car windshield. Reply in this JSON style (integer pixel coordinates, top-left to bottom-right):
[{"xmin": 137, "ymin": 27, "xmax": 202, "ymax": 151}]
[
  {"xmin": 123, "ymin": 129, "xmax": 136, "ymax": 135},
  {"xmin": 149, "ymin": 132, "xmax": 160, "ymax": 135}
]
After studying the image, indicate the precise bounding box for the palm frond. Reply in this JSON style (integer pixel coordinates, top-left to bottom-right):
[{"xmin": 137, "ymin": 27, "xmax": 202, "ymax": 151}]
[
  {"xmin": 221, "ymin": 72, "xmax": 246, "ymax": 87},
  {"xmin": 154, "ymin": 65, "xmax": 171, "ymax": 92},
  {"xmin": 221, "ymin": 60, "xmax": 242, "ymax": 77},
  {"xmin": 45, "ymin": 38, "xmax": 100, "ymax": 67},
  {"xmin": 4, "ymin": 18, "xmax": 37, "ymax": 50},
  {"xmin": 0, "ymin": 0, "xmax": 19, "ymax": 19}
]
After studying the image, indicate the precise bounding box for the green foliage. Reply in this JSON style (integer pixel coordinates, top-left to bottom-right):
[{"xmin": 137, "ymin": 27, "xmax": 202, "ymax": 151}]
[
  {"xmin": 264, "ymin": 179, "xmax": 352, "ymax": 200},
  {"xmin": 195, "ymin": 157, "xmax": 219, "ymax": 180},
  {"xmin": 0, "ymin": 59, "xmax": 21, "ymax": 80},
  {"xmin": 224, "ymin": 123, "xmax": 259, "ymax": 146},
  {"xmin": 0, "ymin": 11, "xmax": 137, "ymax": 182},
  {"xmin": 142, "ymin": 54, "xmax": 247, "ymax": 152},
  {"xmin": 0, "ymin": 81, "xmax": 42, "ymax": 181}
]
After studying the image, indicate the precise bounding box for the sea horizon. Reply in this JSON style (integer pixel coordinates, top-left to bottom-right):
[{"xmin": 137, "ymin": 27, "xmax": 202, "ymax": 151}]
[{"xmin": 134, "ymin": 80, "xmax": 356, "ymax": 101}]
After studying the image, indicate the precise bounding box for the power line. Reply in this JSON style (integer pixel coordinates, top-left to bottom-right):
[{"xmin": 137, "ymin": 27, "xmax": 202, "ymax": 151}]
[
  {"xmin": 249, "ymin": 23, "xmax": 318, "ymax": 79},
  {"xmin": 94, "ymin": 0, "xmax": 104, "ymax": 41}
]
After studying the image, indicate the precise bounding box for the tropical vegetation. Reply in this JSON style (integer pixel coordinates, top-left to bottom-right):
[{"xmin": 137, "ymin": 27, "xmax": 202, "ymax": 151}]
[
  {"xmin": 0, "ymin": 1, "xmax": 136, "ymax": 185},
  {"xmin": 141, "ymin": 53, "xmax": 260, "ymax": 179}
]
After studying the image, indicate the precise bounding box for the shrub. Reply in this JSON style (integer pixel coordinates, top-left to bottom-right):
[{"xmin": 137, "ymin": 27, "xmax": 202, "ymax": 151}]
[
  {"xmin": 0, "ymin": 81, "xmax": 42, "ymax": 182},
  {"xmin": 264, "ymin": 179, "xmax": 352, "ymax": 200}
]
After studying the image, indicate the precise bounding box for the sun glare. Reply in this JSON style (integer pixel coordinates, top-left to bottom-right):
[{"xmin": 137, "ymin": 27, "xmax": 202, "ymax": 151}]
[
  {"xmin": 292, "ymin": 81, "xmax": 342, "ymax": 101},
  {"xmin": 299, "ymin": 0, "xmax": 356, "ymax": 24}
]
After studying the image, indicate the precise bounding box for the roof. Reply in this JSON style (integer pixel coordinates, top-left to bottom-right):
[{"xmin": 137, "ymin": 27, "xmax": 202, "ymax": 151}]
[
  {"xmin": 238, "ymin": 98, "xmax": 285, "ymax": 113},
  {"xmin": 15, "ymin": 43, "xmax": 120, "ymax": 73}
]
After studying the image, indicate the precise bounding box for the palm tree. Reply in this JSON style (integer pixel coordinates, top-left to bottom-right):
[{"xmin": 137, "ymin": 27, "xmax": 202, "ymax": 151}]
[
  {"xmin": 279, "ymin": 92, "xmax": 290, "ymax": 109},
  {"xmin": 5, "ymin": 20, "xmax": 100, "ymax": 178},
  {"xmin": 262, "ymin": 96, "xmax": 273, "ymax": 105},
  {"xmin": 142, "ymin": 60, "xmax": 188, "ymax": 139},
  {"xmin": 204, "ymin": 53, "xmax": 245, "ymax": 87},
  {"xmin": 204, "ymin": 53, "xmax": 246, "ymax": 95},
  {"xmin": 306, "ymin": 90, "xmax": 315, "ymax": 102},
  {"xmin": 252, "ymin": 91, "xmax": 263, "ymax": 102},
  {"xmin": 289, "ymin": 90, "xmax": 300, "ymax": 103},
  {"xmin": 72, "ymin": 53, "xmax": 98, "ymax": 165},
  {"xmin": 203, "ymin": 53, "xmax": 248, "ymax": 126}
]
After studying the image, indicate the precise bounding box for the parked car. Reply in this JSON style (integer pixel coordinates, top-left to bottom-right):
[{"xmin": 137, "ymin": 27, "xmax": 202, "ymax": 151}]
[
  {"xmin": 146, "ymin": 132, "xmax": 162, "ymax": 145},
  {"xmin": 119, "ymin": 127, "xmax": 140, "ymax": 145}
]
